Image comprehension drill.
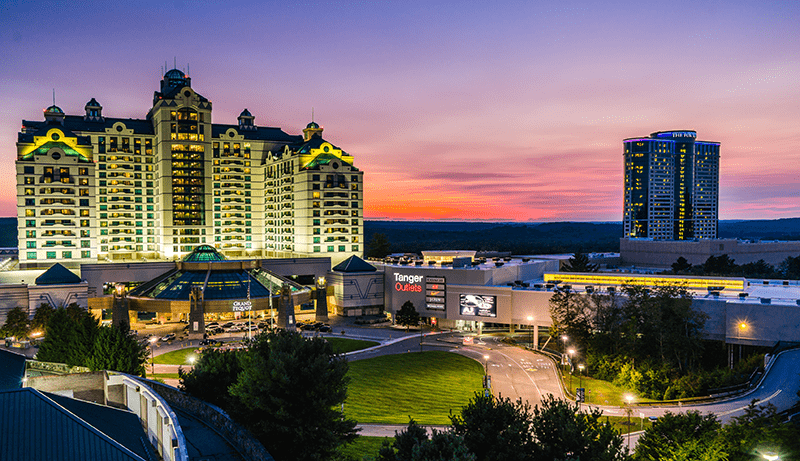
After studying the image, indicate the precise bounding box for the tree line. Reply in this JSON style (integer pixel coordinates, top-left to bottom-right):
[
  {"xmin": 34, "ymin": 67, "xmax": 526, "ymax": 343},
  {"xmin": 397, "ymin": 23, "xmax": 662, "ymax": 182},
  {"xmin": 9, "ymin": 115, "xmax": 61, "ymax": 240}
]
[
  {"xmin": 549, "ymin": 284, "xmax": 756, "ymax": 400},
  {"xmin": 373, "ymin": 394, "xmax": 799, "ymax": 461},
  {"xmin": 1, "ymin": 303, "xmax": 147, "ymax": 376},
  {"xmin": 669, "ymin": 254, "xmax": 800, "ymax": 279}
]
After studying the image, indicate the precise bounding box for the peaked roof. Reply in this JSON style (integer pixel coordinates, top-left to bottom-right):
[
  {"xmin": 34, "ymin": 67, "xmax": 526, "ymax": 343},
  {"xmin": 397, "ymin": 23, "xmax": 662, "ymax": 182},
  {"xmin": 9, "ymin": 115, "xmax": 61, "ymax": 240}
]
[
  {"xmin": 35, "ymin": 263, "xmax": 82, "ymax": 285},
  {"xmin": 332, "ymin": 255, "xmax": 377, "ymax": 273},
  {"xmin": 0, "ymin": 349, "xmax": 27, "ymax": 390},
  {"xmin": 0, "ymin": 388, "xmax": 147, "ymax": 461}
]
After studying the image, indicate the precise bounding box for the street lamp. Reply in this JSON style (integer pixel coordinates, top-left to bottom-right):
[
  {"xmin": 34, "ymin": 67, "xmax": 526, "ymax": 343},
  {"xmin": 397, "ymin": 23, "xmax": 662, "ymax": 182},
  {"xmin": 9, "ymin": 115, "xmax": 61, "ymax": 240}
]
[
  {"xmin": 625, "ymin": 394, "xmax": 634, "ymax": 451},
  {"xmin": 761, "ymin": 452, "xmax": 780, "ymax": 461},
  {"xmin": 527, "ymin": 316, "xmax": 534, "ymax": 348},
  {"xmin": 578, "ymin": 364, "xmax": 585, "ymax": 389},
  {"xmin": 483, "ymin": 354, "xmax": 490, "ymax": 375},
  {"xmin": 567, "ymin": 348, "xmax": 575, "ymax": 392},
  {"xmin": 149, "ymin": 337, "xmax": 158, "ymax": 375}
]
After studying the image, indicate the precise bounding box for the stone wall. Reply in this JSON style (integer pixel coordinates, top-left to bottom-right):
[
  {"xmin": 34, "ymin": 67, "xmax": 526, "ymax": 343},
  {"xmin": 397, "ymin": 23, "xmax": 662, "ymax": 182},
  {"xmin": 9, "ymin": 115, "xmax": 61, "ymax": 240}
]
[{"xmin": 145, "ymin": 380, "xmax": 274, "ymax": 461}]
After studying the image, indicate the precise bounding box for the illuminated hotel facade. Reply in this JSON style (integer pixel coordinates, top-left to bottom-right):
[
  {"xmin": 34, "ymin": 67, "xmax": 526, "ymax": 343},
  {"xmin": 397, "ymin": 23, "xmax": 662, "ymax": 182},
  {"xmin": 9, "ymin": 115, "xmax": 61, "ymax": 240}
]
[
  {"xmin": 16, "ymin": 69, "xmax": 363, "ymax": 268},
  {"xmin": 623, "ymin": 130, "xmax": 719, "ymax": 240}
]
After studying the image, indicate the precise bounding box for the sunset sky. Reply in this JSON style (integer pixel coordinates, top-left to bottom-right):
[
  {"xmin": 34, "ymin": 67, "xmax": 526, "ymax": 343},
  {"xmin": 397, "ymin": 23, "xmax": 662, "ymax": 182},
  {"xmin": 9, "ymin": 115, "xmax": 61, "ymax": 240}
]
[{"xmin": 1, "ymin": 0, "xmax": 798, "ymax": 222}]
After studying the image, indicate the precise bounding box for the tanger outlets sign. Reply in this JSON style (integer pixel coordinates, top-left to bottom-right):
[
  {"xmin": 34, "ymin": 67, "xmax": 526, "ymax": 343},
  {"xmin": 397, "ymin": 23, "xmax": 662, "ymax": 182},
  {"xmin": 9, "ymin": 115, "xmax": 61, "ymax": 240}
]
[
  {"xmin": 232, "ymin": 300, "xmax": 252, "ymax": 312},
  {"xmin": 393, "ymin": 272, "xmax": 447, "ymax": 310},
  {"xmin": 394, "ymin": 273, "xmax": 424, "ymax": 292}
]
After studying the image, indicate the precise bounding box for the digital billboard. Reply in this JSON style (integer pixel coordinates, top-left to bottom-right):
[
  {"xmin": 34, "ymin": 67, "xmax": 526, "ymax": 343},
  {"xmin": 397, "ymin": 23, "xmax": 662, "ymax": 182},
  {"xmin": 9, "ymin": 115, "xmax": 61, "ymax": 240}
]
[{"xmin": 459, "ymin": 294, "xmax": 496, "ymax": 317}]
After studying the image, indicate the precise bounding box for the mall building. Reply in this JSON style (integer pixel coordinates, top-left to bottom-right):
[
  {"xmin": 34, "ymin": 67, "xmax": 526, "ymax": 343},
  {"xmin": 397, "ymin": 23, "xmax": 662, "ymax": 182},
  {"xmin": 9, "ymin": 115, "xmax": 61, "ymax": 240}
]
[
  {"xmin": 371, "ymin": 254, "xmax": 800, "ymax": 348},
  {"xmin": 16, "ymin": 69, "xmax": 363, "ymax": 269}
]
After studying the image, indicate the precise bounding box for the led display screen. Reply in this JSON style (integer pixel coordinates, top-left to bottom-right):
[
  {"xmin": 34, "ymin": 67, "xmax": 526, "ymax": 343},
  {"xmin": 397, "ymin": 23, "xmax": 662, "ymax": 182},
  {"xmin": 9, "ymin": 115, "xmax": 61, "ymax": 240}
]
[{"xmin": 459, "ymin": 294, "xmax": 496, "ymax": 317}]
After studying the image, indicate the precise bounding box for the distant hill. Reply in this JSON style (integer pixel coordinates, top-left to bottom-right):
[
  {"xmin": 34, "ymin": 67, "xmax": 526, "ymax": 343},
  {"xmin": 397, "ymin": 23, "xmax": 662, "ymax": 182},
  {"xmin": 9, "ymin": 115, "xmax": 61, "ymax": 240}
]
[
  {"xmin": 1, "ymin": 216, "xmax": 799, "ymax": 254},
  {"xmin": 365, "ymin": 218, "xmax": 800, "ymax": 255}
]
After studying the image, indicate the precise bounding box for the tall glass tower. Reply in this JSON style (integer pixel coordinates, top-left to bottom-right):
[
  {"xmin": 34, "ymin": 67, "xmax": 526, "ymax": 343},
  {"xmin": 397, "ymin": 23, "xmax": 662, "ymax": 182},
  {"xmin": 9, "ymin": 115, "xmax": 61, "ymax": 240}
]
[{"xmin": 623, "ymin": 130, "xmax": 719, "ymax": 240}]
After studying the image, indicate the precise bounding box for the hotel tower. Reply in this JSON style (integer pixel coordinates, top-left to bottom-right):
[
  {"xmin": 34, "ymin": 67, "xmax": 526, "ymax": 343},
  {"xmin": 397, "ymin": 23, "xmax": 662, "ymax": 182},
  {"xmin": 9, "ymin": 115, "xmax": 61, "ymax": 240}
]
[
  {"xmin": 16, "ymin": 69, "xmax": 364, "ymax": 268},
  {"xmin": 623, "ymin": 130, "xmax": 719, "ymax": 240}
]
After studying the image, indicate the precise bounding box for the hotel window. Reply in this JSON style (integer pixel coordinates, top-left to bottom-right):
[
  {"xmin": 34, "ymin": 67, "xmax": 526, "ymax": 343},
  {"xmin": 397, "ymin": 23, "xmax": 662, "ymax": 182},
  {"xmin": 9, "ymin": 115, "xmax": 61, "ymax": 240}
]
[
  {"xmin": 26, "ymin": 220, "xmax": 35, "ymax": 227},
  {"xmin": 339, "ymin": 245, "xmax": 346, "ymax": 252},
  {"xmin": 81, "ymin": 251, "xmax": 90, "ymax": 258},
  {"xmin": 327, "ymin": 246, "xmax": 334, "ymax": 252},
  {"xmin": 26, "ymin": 241, "xmax": 35, "ymax": 249},
  {"xmin": 62, "ymin": 251, "xmax": 72, "ymax": 259},
  {"xmin": 313, "ymin": 246, "xmax": 320, "ymax": 253},
  {"xmin": 27, "ymin": 252, "xmax": 37, "ymax": 260},
  {"xmin": 352, "ymin": 245, "xmax": 359, "ymax": 252},
  {"xmin": 46, "ymin": 251, "xmax": 56, "ymax": 259}
]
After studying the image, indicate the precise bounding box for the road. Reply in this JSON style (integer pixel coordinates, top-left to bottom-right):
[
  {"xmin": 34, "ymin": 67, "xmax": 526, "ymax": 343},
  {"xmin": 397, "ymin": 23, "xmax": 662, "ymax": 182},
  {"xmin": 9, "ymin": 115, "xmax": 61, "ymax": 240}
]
[{"xmin": 146, "ymin": 323, "xmax": 800, "ymax": 445}]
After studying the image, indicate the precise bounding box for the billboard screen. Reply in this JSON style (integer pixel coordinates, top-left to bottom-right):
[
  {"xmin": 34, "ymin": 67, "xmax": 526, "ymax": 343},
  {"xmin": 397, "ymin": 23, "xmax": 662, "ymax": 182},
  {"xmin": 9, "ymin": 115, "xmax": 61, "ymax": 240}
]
[{"xmin": 459, "ymin": 294, "xmax": 496, "ymax": 317}]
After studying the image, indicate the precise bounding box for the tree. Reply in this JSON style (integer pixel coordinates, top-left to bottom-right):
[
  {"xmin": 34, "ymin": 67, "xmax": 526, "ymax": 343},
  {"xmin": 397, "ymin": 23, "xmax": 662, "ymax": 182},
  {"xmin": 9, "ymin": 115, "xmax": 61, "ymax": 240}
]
[
  {"xmin": 530, "ymin": 395, "xmax": 628, "ymax": 461},
  {"xmin": 451, "ymin": 393, "xmax": 629, "ymax": 461},
  {"xmin": 549, "ymin": 287, "xmax": 592, "ymax": 353},
  {"xmin": 717, "ymin": 402, "xmax": 800, "ymax": 461},
  {"xmin": 366, "ymin": 232, "xmax": 392, "ymax": 258},
  {"xmin": 562, "ymin": 252, "xmax": 598, "ymax": 272},
  {"xmin": 671, "ymin": 257, "xmax": 692, "ymax": 274},
  {"xmin": 779, "ymin": 255, "xmax": 800, "ymax": 279},
  {"xmin": 228, "ymin": 330, "xmax": 357, "ymax": 461},
  {"xmin": 378, "ymin": 420, "xmax": 475, "ymax": 461},
  {"xmin": 179, "ymin": 348, "xmax": 243, "ymax": 409},
  {"xmin": 702, "ymin": 254, "xmax": 738, "ymax": 276},
  {"xmin": 30, "ymin": 303, "xmax": 55, "ymax": 333},
  {"xmin": 450, "ymin": 393, "xmax": 534, "ymax": 461},
  {"xmin": 634, "ymin": 411, "xmax": 723, "ymax": 461},
  {"xmin": 36, "ymin": 306, "xmax": 99, "ymax": 367},
  {"xmin": 86, "ymin": 325, "xmax": 148, "ymax": 376},
  {"xmin": 396, "ymin": 301, "xmax": 420, "ymax": 331},
  {"xmin": 1, "ymin": 306, "xmax": 29, "ymax": 339}
]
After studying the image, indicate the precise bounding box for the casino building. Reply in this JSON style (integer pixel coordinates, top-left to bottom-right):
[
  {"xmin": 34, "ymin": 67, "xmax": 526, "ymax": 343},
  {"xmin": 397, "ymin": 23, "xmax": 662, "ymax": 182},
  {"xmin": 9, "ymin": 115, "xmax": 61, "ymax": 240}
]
[
  {"xmin": 15, "ymin": 69, "xmax": 364, "ymax": 269},
  {"xmin": 623, "ymin": 130, "xmax": 719, "ymax": 240}
]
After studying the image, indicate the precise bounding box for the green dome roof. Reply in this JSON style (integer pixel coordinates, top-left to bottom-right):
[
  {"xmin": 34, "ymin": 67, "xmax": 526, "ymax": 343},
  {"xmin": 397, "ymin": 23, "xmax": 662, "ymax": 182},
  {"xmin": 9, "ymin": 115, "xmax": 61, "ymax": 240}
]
[
  {"xmin": 182, "ymin": 245, "xmax": 226, "ymax": 262},
  {"xmin": 306, "ymin": 121, "xmax": 320, "ymax": 129},
  {"xmin": 44, "ymin": 105, "xmax": 64, "ymax": 114}
]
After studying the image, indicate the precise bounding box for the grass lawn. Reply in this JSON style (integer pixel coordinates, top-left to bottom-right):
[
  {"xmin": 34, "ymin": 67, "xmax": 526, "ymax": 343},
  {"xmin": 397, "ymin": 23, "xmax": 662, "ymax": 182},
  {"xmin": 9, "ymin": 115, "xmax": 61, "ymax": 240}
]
[
  {"xmin": 338, "ymin": 436, "xmax": 392, "ymax": 461},
  {"xmin": 153, "ymin": 347, "xmax": 200, "ymax": 365},
  {"xmin": 149, "ymin": 373, "xmax": 180, "ymax": 380},
  {"xmin": 345, "ymin": 351, "xmax": 483, "ymax": 425},
  {"xmin": 562, "ymin": 372, "xmax": 658, "ymax": 406},
  {"xmin": 327, "ymin": 337, "xmax": 379, "ymax": 354}
]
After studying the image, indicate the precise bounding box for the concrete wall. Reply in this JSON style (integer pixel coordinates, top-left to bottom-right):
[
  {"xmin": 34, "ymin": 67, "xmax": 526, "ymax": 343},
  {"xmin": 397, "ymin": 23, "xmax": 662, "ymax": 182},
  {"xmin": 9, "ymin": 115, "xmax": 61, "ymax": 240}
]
[
  {"xmin": 621, "ymin": 238, "xmax": 800, "ymax": 267},
  {"xmin": 0, "ymin": 282, "xmax": 89, "ymax": 326},
  {"xmin": 327, "ymin": 270, "xmax": 384, "ymax": 316}
]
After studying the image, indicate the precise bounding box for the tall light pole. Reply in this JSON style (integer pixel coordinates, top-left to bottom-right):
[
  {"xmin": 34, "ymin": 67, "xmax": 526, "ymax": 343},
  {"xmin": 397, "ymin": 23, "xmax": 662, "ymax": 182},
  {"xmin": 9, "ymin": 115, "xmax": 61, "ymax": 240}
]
[
  {"xmin": 578, "ymin": 364, "xmax": 585, "ymax": 389},
  {"xmin": 568, "ymin": 348, "xmax": 575, "ymax": 392},
  {"xmin": 527, "ymin": 316, "xmax": 534, "ymax": 347},
  {"xmin": 561, "ymin": 335, "xmax": 568, "ymax": 373},
  {"xmin": 625, "ymin": 394, "xmax": 634, "ymax": 451},
  {"xmin": 149, "ymin": 337, "xmax": 157, "ymax": 375}
]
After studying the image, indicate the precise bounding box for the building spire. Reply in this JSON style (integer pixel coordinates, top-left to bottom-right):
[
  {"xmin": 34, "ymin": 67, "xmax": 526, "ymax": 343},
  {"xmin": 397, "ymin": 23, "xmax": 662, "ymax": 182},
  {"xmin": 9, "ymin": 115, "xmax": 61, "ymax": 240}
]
[{"xmin": 52, "ymin": 88, "xmax": 55, "ymax": 106}]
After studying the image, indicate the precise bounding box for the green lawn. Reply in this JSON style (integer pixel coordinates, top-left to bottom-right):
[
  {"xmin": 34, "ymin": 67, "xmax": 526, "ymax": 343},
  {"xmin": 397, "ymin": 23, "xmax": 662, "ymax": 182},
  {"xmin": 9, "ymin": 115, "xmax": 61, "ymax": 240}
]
[
  {"xmin": 338, "ymin": 436, "xmax": 392, "ymax": 461},
  {"xmin": 153, "ymin": 347, "xmax": 200, "ymax": 365},
  {"xmin": 327, "ymin": 337, "xmax": 379, "ymax": 354},
  {"xmin": 562, "ymin": 372, "xmax": 658, "ymax": 406},
  {"xmin": 345, "ymin": 351, "xmax": 483, "ymax": 425},
  {"xmin": 149, "ymin": 373, "xmax": 180, "ymax": 380}
]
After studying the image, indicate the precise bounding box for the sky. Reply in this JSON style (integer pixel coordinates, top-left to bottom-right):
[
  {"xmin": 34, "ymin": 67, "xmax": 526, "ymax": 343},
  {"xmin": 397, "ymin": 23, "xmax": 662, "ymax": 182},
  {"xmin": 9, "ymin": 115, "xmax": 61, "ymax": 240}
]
[{"xmin": 0, "ymin": 0, "xmax": 798, "ymax": 222}]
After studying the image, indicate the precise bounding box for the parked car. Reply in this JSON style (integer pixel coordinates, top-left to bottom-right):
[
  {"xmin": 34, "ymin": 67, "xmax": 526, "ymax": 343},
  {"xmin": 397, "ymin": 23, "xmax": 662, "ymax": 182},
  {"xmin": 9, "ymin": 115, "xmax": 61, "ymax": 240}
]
[
  {"xmin": 160, "ymin": 333, "xmax": 176, "ymax": 342},
  {"xmin": 227, "ymin": 325, "xmax": 243, "ymax": 333},
  {"xmin": 199, "ymin": 338, "xmax": 221, "ymax": 346},
  {"xmin": 221, "ymin": 322, "xmax": 234, "ymax": 329},
  {"xmin": 318, "ymin": 325, "xmax": 332, "ymax": 333},
  {"xmin": 206, "ymin": 322, "xmax": 219, "ymax": 328}
]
